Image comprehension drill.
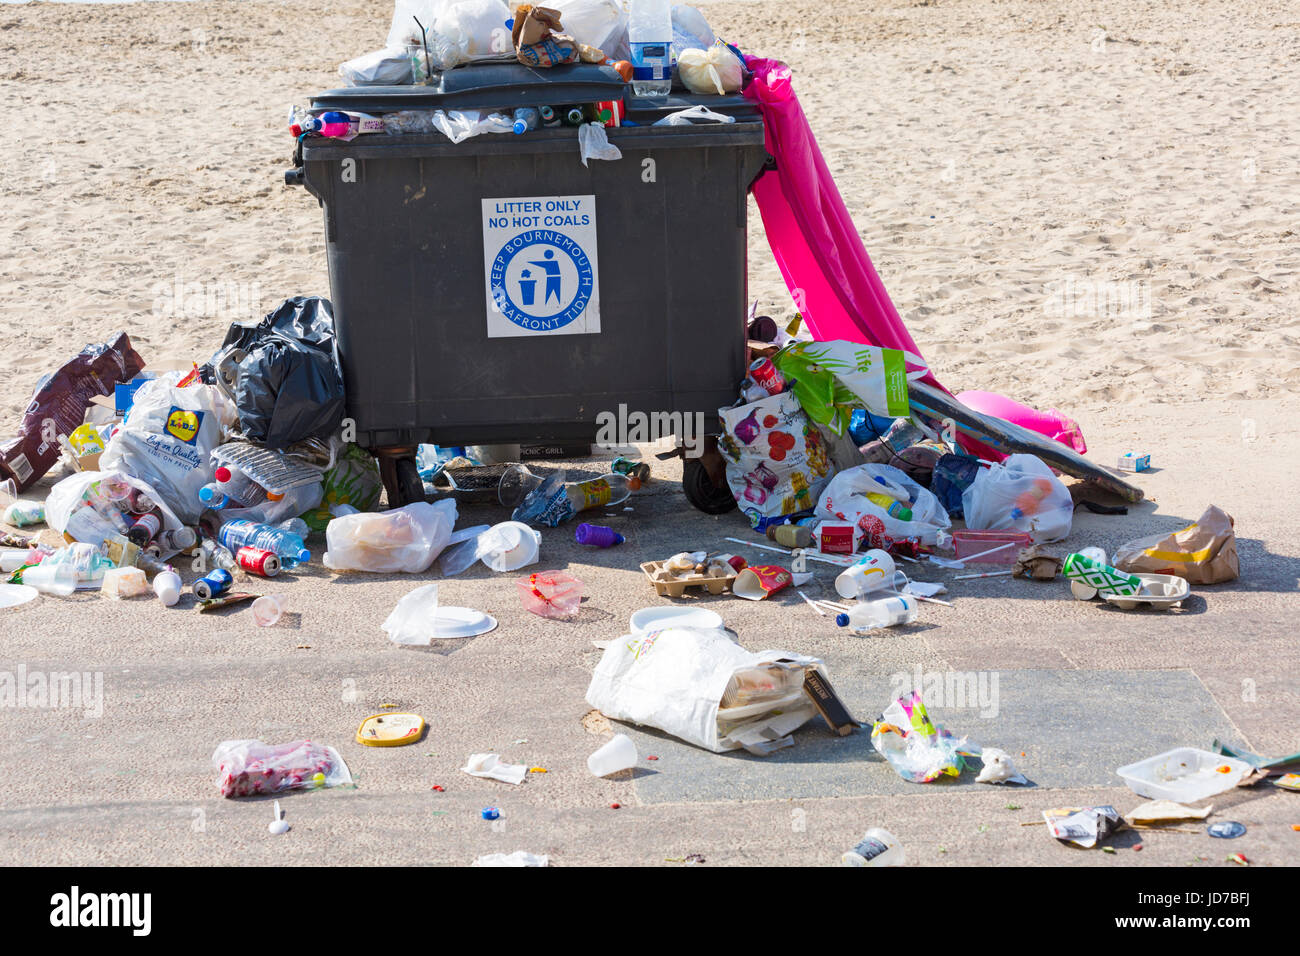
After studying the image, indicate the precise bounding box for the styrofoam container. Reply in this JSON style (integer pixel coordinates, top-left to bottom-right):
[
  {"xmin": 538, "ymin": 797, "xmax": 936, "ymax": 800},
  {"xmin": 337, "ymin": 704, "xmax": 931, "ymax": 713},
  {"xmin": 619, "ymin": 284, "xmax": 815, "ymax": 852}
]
[{"xmin": 1116, "ymin": 747, "xmax": 1253, "ymax": 802}]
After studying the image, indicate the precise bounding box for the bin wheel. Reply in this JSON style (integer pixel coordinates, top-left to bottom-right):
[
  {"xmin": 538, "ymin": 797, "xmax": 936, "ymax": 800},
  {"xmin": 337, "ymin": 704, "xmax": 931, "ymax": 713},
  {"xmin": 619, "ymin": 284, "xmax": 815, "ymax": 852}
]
[
  {"xmin": 391, "ymin": 457, "xmax": 426, "ymax": 508},
  {"xmin": 682, "ymin": 458, "xmax": 736, "ymax": 515}
]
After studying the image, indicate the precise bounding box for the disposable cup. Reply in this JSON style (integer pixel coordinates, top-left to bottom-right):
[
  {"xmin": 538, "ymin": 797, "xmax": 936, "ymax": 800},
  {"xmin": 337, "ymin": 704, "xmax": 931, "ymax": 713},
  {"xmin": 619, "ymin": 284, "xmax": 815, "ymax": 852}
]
[{"xmin": 587, "ymin": 733, "xmax": 638, "ymax": 777}]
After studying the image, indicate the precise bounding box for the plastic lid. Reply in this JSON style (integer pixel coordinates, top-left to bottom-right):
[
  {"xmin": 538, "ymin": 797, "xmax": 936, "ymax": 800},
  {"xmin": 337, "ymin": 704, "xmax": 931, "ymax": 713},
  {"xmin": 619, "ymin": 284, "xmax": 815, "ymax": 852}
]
[
  {"xmin": 835, "ymin": 613, "xmax": 849, "ymax": 627},
  {"xmin": 215, "ymin": 466, "xmax": 232, "ymax": 482},
  {"xmin": 198, "ymin": 486, "xmax": 216, "ymax": 502}
]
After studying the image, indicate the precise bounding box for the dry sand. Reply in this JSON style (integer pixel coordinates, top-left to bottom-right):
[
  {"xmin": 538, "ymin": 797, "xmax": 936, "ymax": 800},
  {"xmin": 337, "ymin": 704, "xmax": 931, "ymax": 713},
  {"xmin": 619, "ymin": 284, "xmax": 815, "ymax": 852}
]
[{"xmin": 0, "ymin": 0, "xmax": 1297, "ymax": 867}]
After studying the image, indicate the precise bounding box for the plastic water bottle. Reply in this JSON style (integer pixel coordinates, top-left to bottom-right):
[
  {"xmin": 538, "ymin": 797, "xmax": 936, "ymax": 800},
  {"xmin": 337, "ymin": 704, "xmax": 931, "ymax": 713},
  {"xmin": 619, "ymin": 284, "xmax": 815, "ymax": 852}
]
[
  {"xmin": 628, "ymin": 0, "xmax": 673, "ymax": 97},
  {"xmin": 512, "ymin": 107, "xmax": 539, "ymax": 134},
  {"xmin": 835, "ymin": 595, "xmax": 918, "ymax": 633},
  {"xmin": 214, "ymin": 465, "xmax": 270, "ymax": 505},
  {"xmin": 199, "ymin": 538, "xmax": 239, "ymax": 575},
  {"xmin": 218, "ymin": 520, "xmax": 310, "ymax": 566},
  {"xmin": 317, "ymin": 110, "xmax": 384, "ymax": 139},
  {"xmin": 841, "ymin": 828, "xmax": 905, "ymax": 866}
]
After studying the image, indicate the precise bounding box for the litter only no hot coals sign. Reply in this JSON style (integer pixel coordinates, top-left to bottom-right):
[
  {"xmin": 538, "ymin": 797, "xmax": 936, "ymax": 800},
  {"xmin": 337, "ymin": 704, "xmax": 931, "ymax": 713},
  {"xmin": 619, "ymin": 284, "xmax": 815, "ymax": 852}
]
[{"xmin": 482, "ymin": 195, "xmax": 601, "ymax": 338}]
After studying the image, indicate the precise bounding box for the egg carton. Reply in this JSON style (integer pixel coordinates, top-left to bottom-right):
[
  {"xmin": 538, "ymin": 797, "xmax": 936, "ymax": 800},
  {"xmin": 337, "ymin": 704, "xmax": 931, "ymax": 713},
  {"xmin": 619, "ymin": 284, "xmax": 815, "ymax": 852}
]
[{"xmin": 640, "ymin": 560, "xmax": 736, "ymax": 598}]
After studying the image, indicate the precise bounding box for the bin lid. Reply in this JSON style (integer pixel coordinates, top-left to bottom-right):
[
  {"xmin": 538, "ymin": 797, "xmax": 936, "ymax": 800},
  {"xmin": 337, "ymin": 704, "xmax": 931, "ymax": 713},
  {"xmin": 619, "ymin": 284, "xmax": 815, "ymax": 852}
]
[
  {"xmin": 623, "ymin": 92, "xmax": 761, "ymax": 126},
  {"xmin": 312, "ymin": 62, "xmax": 629, "ymax": 113}
]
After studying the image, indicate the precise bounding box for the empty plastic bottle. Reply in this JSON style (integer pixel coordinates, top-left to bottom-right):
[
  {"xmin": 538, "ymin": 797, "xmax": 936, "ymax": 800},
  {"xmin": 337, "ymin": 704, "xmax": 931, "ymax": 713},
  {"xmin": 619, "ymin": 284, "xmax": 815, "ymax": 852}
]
[
  {"xmin": 841, "ymin": 828, "xmax": 905, "ymax": 867},
  {"xmin": 628, "ymin": 0, "xmax": 673, "ymax": 97},
  {"xmin": 835, "ymin": 595, "xmax": 918, "ymax": 633},
  {"xmin": 499, "ymin": 465, "xmax": 634, "ymax": 527},
  {"xmin": 198, "ymin": 537, "xmax": 239, "ymax": 574},
  {"xmin": 82, "ymin": 487, "xmax": 128, "ymax": 534},
  {"xmin": 198, "ymin": 483, "xmax": 243, "ymax": 510},
  {"xmin": 512, "ymin": 107, "xmax": 539, "ymax": 134},
  {"xmin": 214, "ymin": 465, "xmax": 271, "ymax": 505},
  {"xmin": 218, "ymin": 519, "xmax": 310, "ymax": 566},
  {"xmin": 575, "ymin": 523, "xmax": 624, "ymax": 548}
]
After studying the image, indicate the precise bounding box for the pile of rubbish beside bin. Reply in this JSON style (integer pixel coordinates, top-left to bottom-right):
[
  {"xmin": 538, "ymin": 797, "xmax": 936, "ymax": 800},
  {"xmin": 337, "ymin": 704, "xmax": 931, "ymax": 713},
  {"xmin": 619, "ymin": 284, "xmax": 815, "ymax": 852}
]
[{"xmin": 0, "ymin": 0, "xmax": 1272, "ymax": 865}]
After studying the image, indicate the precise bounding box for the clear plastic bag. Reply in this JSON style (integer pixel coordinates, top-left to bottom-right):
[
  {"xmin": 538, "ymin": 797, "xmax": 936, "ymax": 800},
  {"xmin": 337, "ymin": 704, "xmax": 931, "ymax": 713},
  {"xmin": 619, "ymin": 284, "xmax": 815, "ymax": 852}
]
[
  {"xmin": 211, "ymin": 739, "xmax": 352, "ymax": 798},
  {"xmin": 323, "ymin": 500, "xmax": 457, "ymax": 573},
  {"xmin": 340, "ymin": 46, "xmax": 416, "ymax": 86},
  {"xmin": 548, "ymin": 0, "xmax": 628, "ymax": 56},
  {"xmin": 432, "ymin": 109, "xmax": 514, "ymax": 143},
  {"xmin": 432, "ymin": 0, "xmax": 512, "ymax": 67},
  {"xmin": 960, "ymin": 454, "xmax": 1073, "ymax": 543},
  {"xmin": 653, "ymin": 104, "xmax": 735, "ymax": 126}
]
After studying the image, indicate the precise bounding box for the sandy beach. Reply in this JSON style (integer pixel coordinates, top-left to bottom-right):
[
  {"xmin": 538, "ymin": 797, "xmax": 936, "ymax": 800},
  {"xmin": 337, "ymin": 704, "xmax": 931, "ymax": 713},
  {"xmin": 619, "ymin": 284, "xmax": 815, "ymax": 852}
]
[{"xmin": 0, "ymin": 0, "xmax": 1297, "ymax": 868}]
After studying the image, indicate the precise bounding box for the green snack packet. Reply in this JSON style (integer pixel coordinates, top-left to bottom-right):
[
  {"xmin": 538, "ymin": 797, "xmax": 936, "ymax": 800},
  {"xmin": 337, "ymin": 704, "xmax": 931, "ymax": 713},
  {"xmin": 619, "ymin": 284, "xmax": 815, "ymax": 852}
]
[{"xmin": 300, "ymin": 444, "xmax": 382, "ymax": 534}]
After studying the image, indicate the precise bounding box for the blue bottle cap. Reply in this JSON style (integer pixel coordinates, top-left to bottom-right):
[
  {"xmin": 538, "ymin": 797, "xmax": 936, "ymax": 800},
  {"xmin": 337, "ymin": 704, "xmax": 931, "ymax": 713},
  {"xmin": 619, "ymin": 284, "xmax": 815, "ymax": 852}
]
[{"xmin": 835, "ymin": 613, "xmax": 849, "ymax": 627}]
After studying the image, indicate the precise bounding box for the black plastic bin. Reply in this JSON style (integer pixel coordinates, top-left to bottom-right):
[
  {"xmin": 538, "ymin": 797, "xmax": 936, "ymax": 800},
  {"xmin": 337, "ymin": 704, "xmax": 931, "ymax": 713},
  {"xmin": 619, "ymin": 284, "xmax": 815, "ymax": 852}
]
[{"xmin": 288, "ymin": 63, "xmax": 769, "ymax": 508}]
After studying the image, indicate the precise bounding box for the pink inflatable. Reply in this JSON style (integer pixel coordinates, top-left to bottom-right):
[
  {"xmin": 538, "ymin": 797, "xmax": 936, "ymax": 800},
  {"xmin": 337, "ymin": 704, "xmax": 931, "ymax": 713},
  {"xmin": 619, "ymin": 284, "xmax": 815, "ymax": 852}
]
[{"xmin": 954, "ymin": 391, "xmax": 1088, "ymax": 459}]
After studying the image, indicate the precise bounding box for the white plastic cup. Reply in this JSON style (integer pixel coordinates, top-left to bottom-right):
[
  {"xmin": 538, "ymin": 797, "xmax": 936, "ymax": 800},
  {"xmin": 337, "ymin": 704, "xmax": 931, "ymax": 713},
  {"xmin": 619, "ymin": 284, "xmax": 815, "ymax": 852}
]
[
  {"xmin": 251, "ymin": 594, "xmax": 287, "ymax": 627},
  {"xmin": 587, "ymin": 733, "xmax": 638, "ymax": 777},
  {"xmin": 153, "ymin": 569, "xmax": 182, "ymax": 607},
  {"xmin": 834, "ymin": 549, "xmax": 897, "ymax": 599},
  {"xmin": 480, "ymin": 521, "xmax": 541, "ymax": 572},
  {"xmin": 22, "ymin": 561, "xmax": 77, "ymax": 597}
]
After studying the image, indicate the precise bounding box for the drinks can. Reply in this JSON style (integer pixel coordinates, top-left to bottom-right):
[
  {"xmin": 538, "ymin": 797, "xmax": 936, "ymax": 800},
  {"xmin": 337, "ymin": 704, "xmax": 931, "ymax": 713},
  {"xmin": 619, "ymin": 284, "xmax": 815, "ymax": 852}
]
[
  {"xmin": 236, "ymin": 546, "xmax": 281, "ymax": 577},
  {"xmin": 193, "ymin": 568, "xmax": 233, "ymax": 600},
  {"xmin": 748, "ymin": 356, "xmax": 785, "ymax": 396}
]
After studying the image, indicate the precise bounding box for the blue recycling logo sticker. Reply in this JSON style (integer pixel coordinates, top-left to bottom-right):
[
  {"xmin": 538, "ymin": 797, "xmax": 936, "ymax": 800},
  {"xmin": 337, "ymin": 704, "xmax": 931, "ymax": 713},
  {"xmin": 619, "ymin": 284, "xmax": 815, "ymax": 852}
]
[{"xmin": 489, "ymin": 230, "xmax": 594, "ymax": 332}]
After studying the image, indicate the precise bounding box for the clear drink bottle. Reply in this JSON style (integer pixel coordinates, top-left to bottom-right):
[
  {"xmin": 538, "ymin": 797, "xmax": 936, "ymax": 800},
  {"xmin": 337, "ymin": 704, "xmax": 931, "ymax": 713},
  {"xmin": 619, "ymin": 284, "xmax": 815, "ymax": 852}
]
[
  {"xmin": 835, "ymin": 595, "xmax": 918, "ymax": 633},
  {"xmin": 218, "ymin": 519, "xmax": 310, "ymax": 566},
  {"xmin": 627, "ymin": 0, "xmax": 673, "ymax": 97}
]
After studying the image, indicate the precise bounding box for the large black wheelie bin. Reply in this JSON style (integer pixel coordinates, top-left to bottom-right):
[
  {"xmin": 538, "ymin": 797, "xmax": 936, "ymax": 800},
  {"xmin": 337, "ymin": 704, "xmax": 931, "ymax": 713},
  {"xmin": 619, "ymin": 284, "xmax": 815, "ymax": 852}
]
[{"xmin": 286, "ymin": 62, "xmax": 769, "ymax": 509}]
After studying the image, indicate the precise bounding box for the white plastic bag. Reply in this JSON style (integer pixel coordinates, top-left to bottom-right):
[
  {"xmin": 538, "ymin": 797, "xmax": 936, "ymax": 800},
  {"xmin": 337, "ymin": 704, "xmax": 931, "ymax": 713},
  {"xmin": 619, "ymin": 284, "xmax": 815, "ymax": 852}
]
[
  {"xmin": 653, "ymin": 104, "xmax": 735, "ymax": 126},
  {"xmin": 97, "ymin": 378, "xmax": 233, "ymax": 524},
  {"xmin": 432, "ymin": 109, "xmax": 514, "ymax": 143},
  {"xmin": 382, "ymin": 582, "xmax": 441, "ymax": 644},
  {"xmin": 677, "ymin": 42, "xmax": 742, "ymax": 95},
  {"xmin": 323, "ymin": 500, "xmax": 457, "ymax": 573},
  {"xmin": 340, "ymin": 47, "xmax": 415, "ymax": 86},
  {"xmin": 548, "ymin": 0, "xmax": 628, "ymax": 56},
  {"xmin": 585, "ymin": 626, "xmax": 824, "ymax": 755},
  {"xmin": 433, "ymin": 0, "xmax": 512, "ymax": 66},
  {"xmin": 960, "ymin": 454, "xmax": 1073, "ymax": 542},
  {"xmin": 387, "ymin": 0, "xmax": 456, "ymax": 49},
  {"xmin": 815, "ymin": 462, "xmax": 951, "ymax": 548},
  {"xmin": 578, "ymin": 122, "xmax": 622, "ymax": 166}
]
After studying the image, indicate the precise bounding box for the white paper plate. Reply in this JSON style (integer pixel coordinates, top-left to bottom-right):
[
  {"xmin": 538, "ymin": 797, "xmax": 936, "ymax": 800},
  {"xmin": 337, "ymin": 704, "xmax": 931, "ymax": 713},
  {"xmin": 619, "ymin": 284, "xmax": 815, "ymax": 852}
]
[
  {"xmin": 629, "ymin": 606, "xmax": 724, "ymax": 633},
  {"xmin": 0, "ymin": 584, "xmax": 38, "ymax": 609},
  {"xmin": 431, "ymin": 607, "xmax": 498, "ymax": 639}
]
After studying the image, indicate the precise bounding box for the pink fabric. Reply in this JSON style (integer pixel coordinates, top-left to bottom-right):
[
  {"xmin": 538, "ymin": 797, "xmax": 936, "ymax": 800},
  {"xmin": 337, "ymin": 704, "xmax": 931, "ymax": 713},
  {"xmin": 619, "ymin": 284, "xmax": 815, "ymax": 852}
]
[{"xmin": 743, "ymin": 55, "xmax": 942, "ymax": 391}]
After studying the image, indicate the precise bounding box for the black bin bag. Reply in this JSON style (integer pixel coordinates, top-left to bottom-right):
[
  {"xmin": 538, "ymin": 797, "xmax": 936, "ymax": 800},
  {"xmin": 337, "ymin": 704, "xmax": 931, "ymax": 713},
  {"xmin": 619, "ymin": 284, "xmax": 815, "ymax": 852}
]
[{"xmin": 207, "ymin": 296, "xmax": 346, "ymax": 449}]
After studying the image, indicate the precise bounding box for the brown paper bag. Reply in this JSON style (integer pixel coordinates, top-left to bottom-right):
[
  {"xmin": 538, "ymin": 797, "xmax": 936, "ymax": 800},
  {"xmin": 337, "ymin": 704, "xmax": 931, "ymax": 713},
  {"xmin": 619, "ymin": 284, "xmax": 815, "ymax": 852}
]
[
  {"xmin": 1112, "ymin": 505, "xmax": 1238, "ymax": 584},
  {"xmin": 512, "ymin": 5, "xmax": 580, "ymax": 67}
]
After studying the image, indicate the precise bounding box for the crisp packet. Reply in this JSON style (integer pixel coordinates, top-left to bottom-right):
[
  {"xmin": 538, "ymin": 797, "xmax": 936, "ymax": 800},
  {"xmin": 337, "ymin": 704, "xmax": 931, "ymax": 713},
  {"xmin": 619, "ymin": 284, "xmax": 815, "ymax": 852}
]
[
  {"xmin": 1043, "ymin": 806, "xmax": 1126, "ymax": 848},
  {"xmin": 1273, "ymin": 773, "xmax": 1300, "ymax": 792}
]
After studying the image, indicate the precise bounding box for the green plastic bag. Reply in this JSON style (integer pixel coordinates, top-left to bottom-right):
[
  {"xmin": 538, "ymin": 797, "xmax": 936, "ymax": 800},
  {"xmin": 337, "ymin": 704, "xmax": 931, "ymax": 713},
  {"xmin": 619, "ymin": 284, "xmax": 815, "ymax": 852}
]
[
  {"xmin": 299, "ymin": 444, "xmax": 382, "ymax": 534},
  {"xmin": 771, "ymin": 341, "xmax": 917, "ymax": 438}
]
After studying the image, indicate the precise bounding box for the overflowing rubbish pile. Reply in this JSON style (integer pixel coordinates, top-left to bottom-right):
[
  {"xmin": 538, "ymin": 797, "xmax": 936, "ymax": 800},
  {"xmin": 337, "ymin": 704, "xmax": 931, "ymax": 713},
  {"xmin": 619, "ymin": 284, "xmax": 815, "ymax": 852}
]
[{"xmin": 1, "ymin": 0, "xmax": 1274, "ymax": 867}]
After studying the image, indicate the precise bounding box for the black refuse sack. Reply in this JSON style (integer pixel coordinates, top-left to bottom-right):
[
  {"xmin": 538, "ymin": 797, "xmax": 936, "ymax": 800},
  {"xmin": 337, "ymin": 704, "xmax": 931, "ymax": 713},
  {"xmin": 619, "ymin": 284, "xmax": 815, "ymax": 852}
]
[{"xmin": 205, "ymin": 296, "xmax": 346, "ymax": 449}]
